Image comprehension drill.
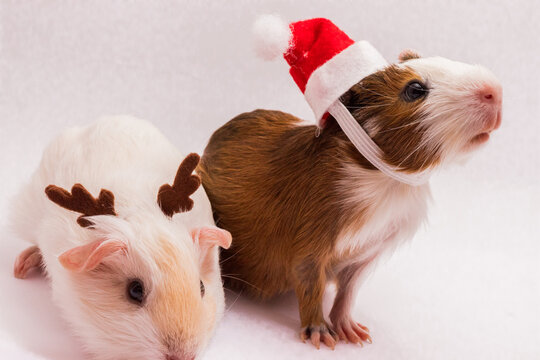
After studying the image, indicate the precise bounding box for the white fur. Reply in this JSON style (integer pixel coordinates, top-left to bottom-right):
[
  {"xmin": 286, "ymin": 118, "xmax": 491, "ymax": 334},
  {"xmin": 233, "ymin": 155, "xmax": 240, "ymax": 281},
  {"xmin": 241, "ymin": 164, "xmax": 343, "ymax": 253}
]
[
  {"xmin": 402, "ymin": 56, "xmax": 502, "ymax": 165},
  {"xmin": 334, "ymin": 162, "xmax": 430, "ymax": 267},
  {"xmin": 10, "ymin": 116, "xmax": 225, "ymax": 360},
  {"xmin": 252, "ymin": 15, "xmax": 291, "ymax": 61}
]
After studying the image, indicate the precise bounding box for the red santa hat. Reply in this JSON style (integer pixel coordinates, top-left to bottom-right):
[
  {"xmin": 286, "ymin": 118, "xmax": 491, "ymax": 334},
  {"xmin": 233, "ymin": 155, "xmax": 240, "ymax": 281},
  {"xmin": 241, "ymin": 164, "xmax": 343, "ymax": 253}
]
[
  {"xmin": 253, "ymin": 15, "xmax": 388, "ymax": 127},
  {"xmin": 253, "ymin": 15, "xmax": 431, "ymax": 186}
]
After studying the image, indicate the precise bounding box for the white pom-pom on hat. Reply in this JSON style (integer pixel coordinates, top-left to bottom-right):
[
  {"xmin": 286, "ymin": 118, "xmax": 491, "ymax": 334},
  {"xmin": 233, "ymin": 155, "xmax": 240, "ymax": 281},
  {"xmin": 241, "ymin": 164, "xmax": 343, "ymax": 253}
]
[{"xmin": 252, "ymin": 15, "xmax": 291, "ymax": 60}]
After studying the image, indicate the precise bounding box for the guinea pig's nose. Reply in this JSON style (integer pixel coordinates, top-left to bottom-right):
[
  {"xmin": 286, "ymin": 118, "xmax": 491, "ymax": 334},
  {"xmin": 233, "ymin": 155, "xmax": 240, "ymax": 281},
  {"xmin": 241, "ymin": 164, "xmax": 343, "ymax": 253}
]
[{"xmin": 477, "ymin": 83, "xmax": 502, "ymax": 105}]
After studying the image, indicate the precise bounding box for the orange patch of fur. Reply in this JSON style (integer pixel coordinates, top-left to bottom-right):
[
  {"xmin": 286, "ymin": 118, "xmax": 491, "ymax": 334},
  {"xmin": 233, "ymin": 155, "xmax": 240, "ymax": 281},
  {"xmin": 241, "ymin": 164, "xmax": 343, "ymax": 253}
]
[{"xmin": 150, "ymin": 240, "xmax": 204, "ymax": 353}]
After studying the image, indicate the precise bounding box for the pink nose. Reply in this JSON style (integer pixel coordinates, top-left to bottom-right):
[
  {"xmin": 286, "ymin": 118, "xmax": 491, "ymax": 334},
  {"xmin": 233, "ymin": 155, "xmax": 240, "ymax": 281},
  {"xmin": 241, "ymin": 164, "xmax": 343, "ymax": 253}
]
[{"xmin": 478, "ymin": 83, "xmax": 502, "ymax": 105}]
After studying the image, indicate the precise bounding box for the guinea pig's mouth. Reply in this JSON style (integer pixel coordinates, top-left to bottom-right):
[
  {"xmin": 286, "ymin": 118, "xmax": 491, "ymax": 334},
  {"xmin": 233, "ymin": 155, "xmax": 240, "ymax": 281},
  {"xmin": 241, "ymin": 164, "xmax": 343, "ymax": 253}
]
[
  {"xmin": 467, "ymin": 110, "xmax": 502, "ymax": 147},
  {"xmin": 469, "ymin": 132, "xmax": 490, "ymax": 145}
]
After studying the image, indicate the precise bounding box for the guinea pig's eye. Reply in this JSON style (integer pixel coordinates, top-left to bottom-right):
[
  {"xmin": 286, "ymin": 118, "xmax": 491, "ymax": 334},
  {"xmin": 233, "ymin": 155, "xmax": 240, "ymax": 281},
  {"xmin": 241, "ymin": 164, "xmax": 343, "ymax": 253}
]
[
  {"xmin": 401, "ymin": 81, "xmax": 429, "ymax": 102},
  {"xmin": 200, "ymin": 280, "xmax": 205, "ymax": 297},
  {"xmin": 127, "ymin": 279, "xmax": 145, "ymax": 305}
]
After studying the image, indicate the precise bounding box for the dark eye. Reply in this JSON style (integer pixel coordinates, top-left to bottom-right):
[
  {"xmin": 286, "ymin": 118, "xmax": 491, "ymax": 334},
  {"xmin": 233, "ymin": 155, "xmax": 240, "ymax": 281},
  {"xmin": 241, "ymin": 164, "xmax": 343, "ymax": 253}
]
[
  {"xmin": 401, "ymin": 81, "xmax": 428, "ymax": 102},
  {"xmin": 200, "ymin": 280, "xmax": 205, "ymax": 297},
  {"xmin": 127, "ymin": 279, "xmax": 145, "ymax": 305}
]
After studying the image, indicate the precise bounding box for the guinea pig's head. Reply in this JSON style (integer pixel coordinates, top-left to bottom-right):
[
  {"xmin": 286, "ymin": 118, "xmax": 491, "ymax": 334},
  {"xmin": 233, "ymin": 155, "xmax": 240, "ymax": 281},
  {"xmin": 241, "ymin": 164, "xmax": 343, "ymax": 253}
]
[
  {"xmin": 46, "ymin": 154, "xmax": 231, "ymax": 360},
  {"xmin": 335, "ymin": 50, "xmax": 502, "ymax": 172},
  {"xmin": 58, "ymin": 216, "xmax": 230, "ymax": 360}
]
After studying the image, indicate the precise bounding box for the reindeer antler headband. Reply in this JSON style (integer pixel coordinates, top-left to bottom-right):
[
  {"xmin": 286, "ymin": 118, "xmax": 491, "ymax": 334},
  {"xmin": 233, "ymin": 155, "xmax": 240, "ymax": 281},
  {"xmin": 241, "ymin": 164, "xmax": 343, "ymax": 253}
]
[
  {"xmin": 157, "ymin": 153, "xmax": 201, "ymax": 217},
  {"xmin": 45, "ymin": 153, "xmax": 201, "ymax": 226}
]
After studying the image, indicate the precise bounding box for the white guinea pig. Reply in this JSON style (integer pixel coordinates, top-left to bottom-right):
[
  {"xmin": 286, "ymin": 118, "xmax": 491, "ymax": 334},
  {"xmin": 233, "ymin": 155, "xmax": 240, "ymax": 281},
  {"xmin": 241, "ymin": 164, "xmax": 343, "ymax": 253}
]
[{"xmin": 10, "ymin": 116, "xmax": 231, "ymax": 360}]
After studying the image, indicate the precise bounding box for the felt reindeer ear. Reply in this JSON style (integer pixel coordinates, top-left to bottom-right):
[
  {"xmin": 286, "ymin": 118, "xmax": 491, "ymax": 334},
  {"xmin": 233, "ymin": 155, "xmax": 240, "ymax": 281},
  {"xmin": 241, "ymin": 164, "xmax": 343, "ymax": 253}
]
[
  {"xmin": 157, "ymin": 153, "xmax": 201, "ymax": 217},
  {"xmin": 59, "ymin": 238, "xmax": 127, "ymax": 272}
]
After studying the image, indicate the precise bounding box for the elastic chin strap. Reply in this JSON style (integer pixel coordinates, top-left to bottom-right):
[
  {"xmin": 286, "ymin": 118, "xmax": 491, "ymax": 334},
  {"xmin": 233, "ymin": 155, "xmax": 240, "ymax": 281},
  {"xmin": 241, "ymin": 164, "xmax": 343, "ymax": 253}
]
[{"xmin": 328, "ymin": 100, "xmax": 431, "ymax": 186}]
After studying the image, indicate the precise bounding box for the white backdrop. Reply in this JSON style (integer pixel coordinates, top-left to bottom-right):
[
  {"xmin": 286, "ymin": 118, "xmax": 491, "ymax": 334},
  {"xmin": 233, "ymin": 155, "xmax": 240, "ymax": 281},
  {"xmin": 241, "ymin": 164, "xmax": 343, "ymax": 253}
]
[{"xmin": 0, "ymin": 1, "xmax": 539, "ymax": 359}]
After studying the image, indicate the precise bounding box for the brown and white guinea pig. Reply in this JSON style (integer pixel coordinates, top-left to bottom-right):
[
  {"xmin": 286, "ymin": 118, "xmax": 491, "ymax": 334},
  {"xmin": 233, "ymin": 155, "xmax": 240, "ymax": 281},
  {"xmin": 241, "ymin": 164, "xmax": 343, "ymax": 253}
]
[
  {"xmin": 10, "ymin": 116, "xmax": 231, "ymax": 360},
  {"xmin": 197, "ymin": 19, "xmax": 502, "ymax": 350}
]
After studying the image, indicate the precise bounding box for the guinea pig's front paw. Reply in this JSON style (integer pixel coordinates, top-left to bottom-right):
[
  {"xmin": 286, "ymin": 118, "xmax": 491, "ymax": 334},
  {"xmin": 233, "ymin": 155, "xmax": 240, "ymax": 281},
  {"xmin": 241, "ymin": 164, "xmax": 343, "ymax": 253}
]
[
  {"xmin": 300, "ymin": 322, "xmax": 339, "ymax": 350},
  {"xmin": 330, "ymin": 316, "xmax": 372, "ymax": 345},
  {"xmin": 14, "ymin": 245, "xmax": 43, "ymax": 279}
]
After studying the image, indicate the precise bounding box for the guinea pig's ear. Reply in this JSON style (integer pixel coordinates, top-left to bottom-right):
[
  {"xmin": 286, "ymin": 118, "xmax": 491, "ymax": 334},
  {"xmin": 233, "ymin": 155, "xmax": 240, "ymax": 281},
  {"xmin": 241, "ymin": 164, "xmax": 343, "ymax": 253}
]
[
  {"xmin": 398, "ymin": 49, "xmax": 421, "ymax": 62},
  {"xmin": 58, "ymin": 238, "xmax": 127, "ymax": 272},
  {"xmin": 191, "ymin": 226, "xmax": 231, "ymax": 273},
  {"xmin": 191, "ymin": 226, "xmax": 232, "ymax": 250}
]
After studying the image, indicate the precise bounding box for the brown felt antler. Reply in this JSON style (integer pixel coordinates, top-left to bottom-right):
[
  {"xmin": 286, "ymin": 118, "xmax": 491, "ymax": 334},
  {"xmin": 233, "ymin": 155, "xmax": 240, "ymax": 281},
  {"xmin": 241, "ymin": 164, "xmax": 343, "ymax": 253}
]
[
  {"xmin": 157, "ymin": 153, "xmax": 201, "ymax": 217},
  {"xmin": 45, "ymin": 184, "xmax": 116, "ymax": 227}
]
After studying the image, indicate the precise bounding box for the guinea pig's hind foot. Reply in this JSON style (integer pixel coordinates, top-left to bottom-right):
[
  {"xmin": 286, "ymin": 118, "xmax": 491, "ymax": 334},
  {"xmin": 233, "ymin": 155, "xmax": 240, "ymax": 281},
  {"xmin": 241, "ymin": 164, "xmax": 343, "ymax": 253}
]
[
  {"xmin": 300, "ymin": 322, "xmax": 339, "ymax": 350},
  {"xmin": 331, "ymin": 317, "xmax": 371, "ymax": 345},
  {"xmin": 14, "ymin": 246, "xmax": 43, "ymax": 279}
]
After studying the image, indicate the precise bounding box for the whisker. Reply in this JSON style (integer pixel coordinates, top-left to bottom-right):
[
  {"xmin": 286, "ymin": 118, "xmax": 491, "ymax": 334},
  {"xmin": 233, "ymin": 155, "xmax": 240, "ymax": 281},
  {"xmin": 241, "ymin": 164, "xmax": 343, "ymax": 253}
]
[
  {"xmin": 222, "ymin": 274, "xmax": 262, "ymax": 292},
  {"xmin": 395, "ymin": 129, "xmax": 437, "ymax": 169},
  {"xmin": 219, "ymin": 250, "xmax": 239, "ymax": 265},
  {"xmin": 361, "ymin": 88, "xmax": 397, "ymax": 100},
  {"xmin": 377, "ymin": 122, "xmax": 417, "ymax": 133},
  {"xmin": 225, "ymin": 288, "xmax": 243, "ymax": 312},
  {"xmin": 345, "ymin": 103, "xmax": 390, "ymax": 110},
  {"xmin": 377, "ymin": 117, "xmax": 426, "ymax": 133}
]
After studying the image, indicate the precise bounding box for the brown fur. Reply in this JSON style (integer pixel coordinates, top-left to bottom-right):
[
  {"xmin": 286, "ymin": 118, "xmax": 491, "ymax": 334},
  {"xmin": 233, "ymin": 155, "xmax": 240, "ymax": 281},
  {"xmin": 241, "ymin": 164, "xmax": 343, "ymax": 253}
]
[
  {"xmin": 198, "ymin": 65, "xmax": 440, "ymax": 337},
  {"xmin": 336, "ymin": 65, "xmax": 440, "ymax": 172},
  {"xmin": 199, "ymin": 110, "xmax": 349, "ymax": 329}
]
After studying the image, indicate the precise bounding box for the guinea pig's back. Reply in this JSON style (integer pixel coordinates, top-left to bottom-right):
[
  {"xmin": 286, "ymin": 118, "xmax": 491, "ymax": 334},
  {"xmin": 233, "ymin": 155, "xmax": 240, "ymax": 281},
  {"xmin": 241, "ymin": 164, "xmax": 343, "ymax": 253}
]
[
  {"xmin": 10, "ymin": 116, "xmax": 182, "ymax": 248},
  {"xmin": 199, "ymin": 109, "xmax": 301, "ymax": 208},
  {"xmin": 204, "ymin": 110, "xmax": 301, "ymax": 150},
  {"xmin": 201, "ymin": 109, "xmax": 303, "ymax": 168},
  {"xmin": 41, "ymin": 116, "xmax": 180, "ymax": 184}
]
